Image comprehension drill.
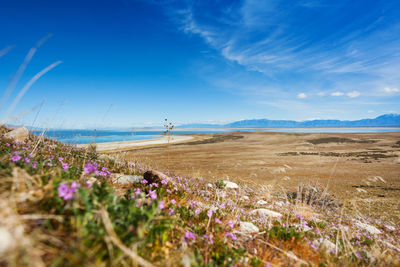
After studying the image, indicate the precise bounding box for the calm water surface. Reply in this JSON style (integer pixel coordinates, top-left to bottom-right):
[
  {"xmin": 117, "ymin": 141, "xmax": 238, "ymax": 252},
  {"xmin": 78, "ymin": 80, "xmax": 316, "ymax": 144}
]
[{"xmin": 33, "ymin": 128, "xmax": 400, "ymax": 145}]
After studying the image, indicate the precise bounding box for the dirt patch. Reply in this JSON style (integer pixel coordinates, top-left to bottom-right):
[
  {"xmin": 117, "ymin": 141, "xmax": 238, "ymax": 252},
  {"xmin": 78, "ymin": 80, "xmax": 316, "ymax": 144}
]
[
  {"xmin": 307, "ymin": 137, "xmax": 377, "ymax": 145},
  {"xmin": 175, "ymin": 133, "xmax": 244, "ymax": 146},
  {"xmin": 278, "ymin": 151, "xmax": 396, "ymax": 160}
]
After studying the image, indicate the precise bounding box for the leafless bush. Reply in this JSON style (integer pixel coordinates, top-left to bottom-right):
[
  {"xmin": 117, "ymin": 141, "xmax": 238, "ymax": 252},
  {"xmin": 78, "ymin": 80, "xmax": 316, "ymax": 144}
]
[{"xmin": 287, "ymin": 183, "xmax": 342, "ymax": 210}]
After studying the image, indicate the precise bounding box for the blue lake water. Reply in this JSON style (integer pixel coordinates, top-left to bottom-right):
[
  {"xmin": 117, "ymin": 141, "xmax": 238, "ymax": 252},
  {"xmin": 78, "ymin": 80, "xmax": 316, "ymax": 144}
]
[{"xmin": 33, "ymin": 128, "xmax": 400, "ymax": 145}]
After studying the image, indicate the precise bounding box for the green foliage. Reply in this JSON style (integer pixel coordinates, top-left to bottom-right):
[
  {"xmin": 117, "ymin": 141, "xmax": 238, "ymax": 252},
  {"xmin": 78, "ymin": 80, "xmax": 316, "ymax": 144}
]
[
  {"xmin": 215, "ymin": 179, "xmax": 226, "ymax": 189},
  {"xmin": 268, "ymin": 225, "xmax": 304, "ymax": 241}
]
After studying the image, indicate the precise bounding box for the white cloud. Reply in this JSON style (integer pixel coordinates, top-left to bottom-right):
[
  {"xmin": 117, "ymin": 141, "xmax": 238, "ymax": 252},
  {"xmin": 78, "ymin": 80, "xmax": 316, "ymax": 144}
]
[
  {"xmin": 297, "ymin": 93, "xmax": 307, "ymax": 99},
  {"xmin": 346, "ymin": 91, "xmax": 360, "ymax": 98},
  {"xmin": 331, "ymin": 91, "xmax": 344, "ymax": 96},
  {"xmin": 383, "ymin": 87, "xmax": 399, "ymax": 94},
  {"xmin": 367, "ymin": 110, "xmax": 374, "ymax": 113},
  {"xmin": 317, "ymin": 92, "xmax": 326, "ymax": 96}
]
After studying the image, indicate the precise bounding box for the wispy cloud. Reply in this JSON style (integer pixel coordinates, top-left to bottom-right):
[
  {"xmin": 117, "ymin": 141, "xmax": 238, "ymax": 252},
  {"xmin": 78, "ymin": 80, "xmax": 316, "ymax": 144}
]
[
  {"xmin": 382, "ymin": 87, "xmax": 400, "ymax": 94},
  {"xmin": 347, "ymin": 91, "xmax": 361, "ymax": 98},
  {"xmin": 297, "ymin": 93, "xmax": 307, "ymax": 99},
  {"xmin": 331, "ymin": 91, "xmax": 344, "ymax": 97},
  {"xmin": 166, "ymin": 0, "xmax": 400, "ymax": 99}
]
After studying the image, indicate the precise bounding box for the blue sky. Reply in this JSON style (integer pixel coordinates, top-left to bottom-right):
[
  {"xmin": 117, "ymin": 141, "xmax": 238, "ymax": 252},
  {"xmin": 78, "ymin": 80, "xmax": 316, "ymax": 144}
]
[{"xmin": 0, "ymin": 0, "xmax": 399, "ymax": 128}]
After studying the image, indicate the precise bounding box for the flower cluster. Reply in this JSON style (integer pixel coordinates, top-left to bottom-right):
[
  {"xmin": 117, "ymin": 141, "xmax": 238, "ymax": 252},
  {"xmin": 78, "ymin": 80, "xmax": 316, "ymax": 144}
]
[
  {"xmin": 58, "ymin": 181, "xmax": 81, "ymax": 200},
  {"xmin": 84, "ymin": 162, "xmax": 112, "ymax": 177}
]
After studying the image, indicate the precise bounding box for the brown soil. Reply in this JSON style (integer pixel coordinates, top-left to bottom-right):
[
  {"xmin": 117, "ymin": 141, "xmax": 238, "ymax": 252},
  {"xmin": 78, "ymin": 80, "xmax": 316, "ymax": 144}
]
[{"xmin": 113, "ymin": 131, "xmax": 400, "ymax": 222}]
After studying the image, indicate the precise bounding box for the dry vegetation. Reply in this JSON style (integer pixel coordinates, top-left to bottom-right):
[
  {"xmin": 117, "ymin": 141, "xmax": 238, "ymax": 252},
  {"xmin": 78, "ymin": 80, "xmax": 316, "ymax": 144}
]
[{"xmin": 117, "ymin": 131, "xmax": 400, "ymax": 223}]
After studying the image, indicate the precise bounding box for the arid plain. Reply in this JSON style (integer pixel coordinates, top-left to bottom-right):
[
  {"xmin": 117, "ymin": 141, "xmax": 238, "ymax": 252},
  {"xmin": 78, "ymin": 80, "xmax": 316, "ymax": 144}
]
[{"xmin": 112, "ymin": 131, "xmax": 400, "ymax": 222}]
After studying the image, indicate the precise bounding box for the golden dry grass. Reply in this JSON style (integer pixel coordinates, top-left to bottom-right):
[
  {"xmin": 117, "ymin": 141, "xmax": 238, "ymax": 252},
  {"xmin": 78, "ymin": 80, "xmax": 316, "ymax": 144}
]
[{"xmin": 115, "ymin": 131, "xmax": 400, "ymax": 222}]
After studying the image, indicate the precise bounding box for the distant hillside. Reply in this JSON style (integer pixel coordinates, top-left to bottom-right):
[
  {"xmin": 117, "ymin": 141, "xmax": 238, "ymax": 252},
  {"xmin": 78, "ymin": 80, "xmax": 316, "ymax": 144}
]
[{"xmin": 179, "ymin": 114, "xmax": 400, "ymax": 128}]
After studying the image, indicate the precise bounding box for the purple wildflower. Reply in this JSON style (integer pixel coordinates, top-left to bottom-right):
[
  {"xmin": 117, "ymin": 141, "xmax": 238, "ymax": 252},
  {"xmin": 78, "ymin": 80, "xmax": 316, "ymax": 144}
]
[
  {"xmin": 149, "ymin": 189, "xmax": 157, "ymax": 200},
  {"xmin": 158, "ymin": 201, "xmax": 165, "ymax": 210},
  {"xmin": 215, "ymin": 218, "xmax": 222, "ymax": 224},
  {"xmin": 195, "ymin": 208, "xmax": 200, "ymax": 215},
  {"xmin": 184, "ymin": 232, "xmax": 196, "ymax": 242},
  {"xmin": 24, "ymin": 157, "xmax": 30, "ymax": 163},
  {"xmin": 141, "ymin": 179, "xmax": 148, "ymax": 184},
  {"xmin": 84, "ymin": 163, "xmax": 98, "ymax": 175},
  {"xmin": 10, "ymin": 154, "xmax": 22, "ymax": 162},
  {"xmin": 168, "ymin": 208, "xmax": 174, "ymax": 216},
  {"xmin": 62, "ymin": 162, "xmax": 70, "ymax": 170},
  {"xmin": 135, "ymin": 188, "xmax": 141, "ymax": 195},
  {"xmin": 31, "ymin": 162, "xmax": 37, "ymax": 169},
  {"xmin": 58, "ymin": 157, "xmax": 64, "ymax": 162},
  {"xmin": 207, "ymin": 209, "xmax": 213, "ymax": 218},
  {"xmin": 58, "ymin": 183, "xmax": 74, "ymax": 201},
  {"xmin": 70, "ymin": 181, "xmax": 80, "ymax": 192},
  {"xmin": 225, "ymin": 232, "xmax": 237, "ymax": 241},
  {"xmin": 229, "ymin": 220, "xmax": 235, "ymax": 228},
  {"xmin": 171, "ymin": 199, "xmax": 176, "ymax": 204},
  {"xmin": 6, "ymin": 143, "xmax": 10, "ymax": 147},
  {"xmin": 161, "ymin": 179, "xmax": 168, "ymax": 185}
]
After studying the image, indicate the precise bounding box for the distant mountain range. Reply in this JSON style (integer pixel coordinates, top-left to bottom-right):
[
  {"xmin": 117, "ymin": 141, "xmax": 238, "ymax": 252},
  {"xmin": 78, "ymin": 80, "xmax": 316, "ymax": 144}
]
[{"xmin": 178, "ymin": 114, "xmax": 400, "ymax": 128}]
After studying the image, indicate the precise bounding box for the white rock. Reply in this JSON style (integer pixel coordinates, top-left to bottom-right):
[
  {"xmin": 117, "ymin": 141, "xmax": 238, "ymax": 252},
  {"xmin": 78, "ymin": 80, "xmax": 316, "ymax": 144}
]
[
  {"xmin": 3, "ymin": 126, "xmax": 29, "ymax": 142},
  {"xmin": 274, "ymin": 201, "xmax": 286, "ymax": 207},
  {"xmin": 356, "ymin": 221, "xmax": 381, "ymax": 235},
  {"xmin": 240, "ymin": 195, "xmax": 249, "ymax": 201},
  {"xmin": 251, "ymin": 208, "xmax": 282, "ymax": 218},
  {"xmin": 223, "ymin": 180, "xmax": 239, "ymax": 189},
  {"xmin": 112, "ymin": 175, "xmax": 142, "ymax": 185},
  {"xmin": 256, "ymin": 200, "xmax": 268, "ymax": 206},
  {"xmin": 315, "ymin": 238, "xmax": 336, "ymax": 251},
  {"xmin": 239, "ymin": 222, "xmax": 259, "ymax": 233},
  {"xmin": 206, "ymin": 183, "xmax": 213, "ymax": 188},
  {"xmin": 0, "ymin": 227, "xmax": 14, "ymax": 255},
  {"xmin": 385, "ymin": 224, "xmax": 396, "ymax": 231}
]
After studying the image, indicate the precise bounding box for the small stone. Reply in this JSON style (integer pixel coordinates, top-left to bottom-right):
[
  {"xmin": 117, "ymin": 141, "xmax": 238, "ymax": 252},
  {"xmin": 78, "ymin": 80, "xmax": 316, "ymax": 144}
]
[
  {"xmin": 274, "ymin": 201, "xmax": 286, "ymax": 207},
  {"xmin": 3, "ymin": 126, "xmax": 29, "ymax": 142},
  {"xmin": 315, "ymin": 238, "xmax": 336, "ymax": 251},
  {"xmin": 256, "ymin": 200, "xmax": 268, "ymax": 206},
  {"xmin": 112, "ymin": 175, "xmax": 142, "ymax": 185},
  {"xmin": 223, "ymin": 180, "xmax": 239, "ymax": 189},
  {"xmin": 241, "ymin": 195, "xmax": 250, "ymax": 201},
  {"xmin": 385, "ymin": 224, "xmax": 396, "ymax": 231},
  {"xmin": 239, "ymin": 221, "xmax": 259, "ymax": 233},
  {"xmin": 206, "ymin": 183, "xmax": 213, "ymax": 188},
  {"xmin": 251, "ymin": 208, "xmax": 282, "ymax": 218},
  {"xmin": 356, "ymin": 221, "xmax": 381, "ymax": 235}
]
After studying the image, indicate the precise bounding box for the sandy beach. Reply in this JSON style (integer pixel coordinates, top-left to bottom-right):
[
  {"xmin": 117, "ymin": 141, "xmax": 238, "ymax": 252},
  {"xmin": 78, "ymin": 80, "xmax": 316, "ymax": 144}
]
[{"xmin": 77, "ymin": 135, "xmax": 195, "ymax": 152}]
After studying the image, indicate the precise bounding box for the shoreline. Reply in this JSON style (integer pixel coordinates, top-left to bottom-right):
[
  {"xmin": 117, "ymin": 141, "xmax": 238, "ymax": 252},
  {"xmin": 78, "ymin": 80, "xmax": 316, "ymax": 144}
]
[{"xmin": 76, "ymin": 135, "xmax": 195, "ymax": 152}]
